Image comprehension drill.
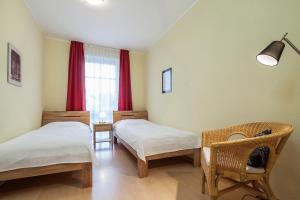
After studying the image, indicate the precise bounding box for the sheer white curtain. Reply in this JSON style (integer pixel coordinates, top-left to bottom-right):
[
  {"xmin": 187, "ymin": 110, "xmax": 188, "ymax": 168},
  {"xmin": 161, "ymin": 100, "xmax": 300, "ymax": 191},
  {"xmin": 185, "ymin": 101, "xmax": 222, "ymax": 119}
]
[{"xmin": 84, "ymin": 44, "xmax": 120, "ymax": 123}]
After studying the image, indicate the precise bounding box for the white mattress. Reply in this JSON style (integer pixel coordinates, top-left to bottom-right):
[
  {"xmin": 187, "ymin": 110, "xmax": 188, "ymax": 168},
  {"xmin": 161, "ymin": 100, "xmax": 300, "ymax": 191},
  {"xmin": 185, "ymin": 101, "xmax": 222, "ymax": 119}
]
[
  {"xmin": 113, "ymin": 119, "xmax": 201, "ymax": 161},
  {"xmin": 0, "ymin": 122, "xmax": 95, "ymax": 173}
]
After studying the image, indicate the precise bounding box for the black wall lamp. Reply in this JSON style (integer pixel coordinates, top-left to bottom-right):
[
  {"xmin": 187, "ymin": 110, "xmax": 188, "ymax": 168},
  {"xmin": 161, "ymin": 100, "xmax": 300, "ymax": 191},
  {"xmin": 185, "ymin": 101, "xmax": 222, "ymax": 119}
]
[{"xmin": 257, "ymin": 33, "xmax": 300, "ymax": 66}]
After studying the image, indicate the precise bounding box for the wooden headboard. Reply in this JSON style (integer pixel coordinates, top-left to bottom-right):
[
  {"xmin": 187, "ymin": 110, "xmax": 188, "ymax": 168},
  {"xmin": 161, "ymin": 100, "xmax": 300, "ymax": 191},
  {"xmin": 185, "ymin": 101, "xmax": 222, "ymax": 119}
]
[
  {"xmin": 113, "ymin": 111, "xmax": 148, "ymax": 123},
  {"xmin": 42, "ymin": 111, "xmax": 90, "ymax": 126}
]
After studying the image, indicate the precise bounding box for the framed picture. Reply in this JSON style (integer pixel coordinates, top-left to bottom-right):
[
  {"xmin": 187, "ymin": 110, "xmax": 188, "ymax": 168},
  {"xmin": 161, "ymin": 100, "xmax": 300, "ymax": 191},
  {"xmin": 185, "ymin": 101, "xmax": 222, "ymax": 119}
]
[
  {"xmin": 162, "ymin": 68, "xmax": 172, "ymax": 93},
  {"xmin": 7, "ymin": 43, "xmax": 22, "ymax": 87}
]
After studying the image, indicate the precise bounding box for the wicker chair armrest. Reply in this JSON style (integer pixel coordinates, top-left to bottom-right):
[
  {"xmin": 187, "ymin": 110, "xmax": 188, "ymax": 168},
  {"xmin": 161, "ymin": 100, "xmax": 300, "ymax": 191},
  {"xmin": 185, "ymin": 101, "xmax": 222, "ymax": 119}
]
[
  {"xmin": 202, "ymin": 127, "xmax": 242, "ymax": 147},
  {"xmin": 202, "ymin": 122, "xmax": 293, "ymax": 147},
  {"xmin": 210, "ymin": 131, "xmax": 289, "ymax": 148}
]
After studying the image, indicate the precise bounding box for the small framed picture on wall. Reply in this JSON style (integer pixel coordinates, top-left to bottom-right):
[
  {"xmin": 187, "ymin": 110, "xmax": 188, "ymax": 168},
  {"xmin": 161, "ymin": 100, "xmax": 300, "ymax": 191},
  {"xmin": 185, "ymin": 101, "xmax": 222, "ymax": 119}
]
[
  {"xmin": 7, "ymin": 43, "xmax": 22, "ymax": 87},
  {"xmin": 162, "ymin": 68, "xmax": 172, "ymax": 93}
]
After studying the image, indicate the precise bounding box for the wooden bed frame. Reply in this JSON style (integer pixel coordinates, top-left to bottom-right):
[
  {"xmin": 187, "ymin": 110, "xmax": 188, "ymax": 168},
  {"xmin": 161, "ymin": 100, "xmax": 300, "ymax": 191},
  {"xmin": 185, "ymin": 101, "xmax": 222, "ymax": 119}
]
[
  {"xmin": 0, "ymin": 111, "xmax": 92, "ymax": 188},
  {"xmin": 113, "ymin": 111, "xmax": 201, "ymax": 178}
]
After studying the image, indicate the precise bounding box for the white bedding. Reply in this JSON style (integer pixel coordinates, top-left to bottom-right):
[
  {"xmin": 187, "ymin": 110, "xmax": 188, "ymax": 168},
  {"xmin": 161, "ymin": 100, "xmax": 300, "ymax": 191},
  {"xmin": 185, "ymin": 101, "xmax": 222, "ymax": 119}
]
[
  {"xmin": 0, "ymin": 122, "xmax": 95, "ymax": 173},
  {"xmin": 113, "ymin": 119, "xmax": 201, "ymax": 161}
]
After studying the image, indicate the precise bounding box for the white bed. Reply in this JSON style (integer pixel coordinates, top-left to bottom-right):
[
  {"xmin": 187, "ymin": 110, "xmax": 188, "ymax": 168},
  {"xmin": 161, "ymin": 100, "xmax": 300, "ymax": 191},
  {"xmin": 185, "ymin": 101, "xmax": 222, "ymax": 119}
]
[
  {"xmin": 113, "ymin": 111, "xmax": 201, "ymax": 178},
  {"xmin": 113, "ymin": 119, "xmax": 201, "ymax": 161},
  {"xmin": 0, "ymin": 121, "xmax": 94, "ymax": 173},
  {"xmin": 0, "ymin": 111, "xmax": 94, "ymax": 188}
]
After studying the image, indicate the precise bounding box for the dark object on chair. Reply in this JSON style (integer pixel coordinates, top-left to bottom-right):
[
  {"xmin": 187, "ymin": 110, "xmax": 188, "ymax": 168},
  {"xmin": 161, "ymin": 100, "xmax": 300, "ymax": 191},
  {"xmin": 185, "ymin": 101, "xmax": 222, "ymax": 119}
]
[{"xmin": 247, "ymin": 129, "xmax": 272, "ymax": 168}]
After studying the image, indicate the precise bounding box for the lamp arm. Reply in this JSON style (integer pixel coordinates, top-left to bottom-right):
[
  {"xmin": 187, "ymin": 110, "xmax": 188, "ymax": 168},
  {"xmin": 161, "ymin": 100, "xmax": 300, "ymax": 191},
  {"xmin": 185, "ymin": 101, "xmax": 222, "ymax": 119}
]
[
  {"xmin": 283, "ymin": 37, "xmax": 300, "ymax": 55},
  {"xmin": 280, "ymin": 33, "xmax": 288, "ymax": 41}
]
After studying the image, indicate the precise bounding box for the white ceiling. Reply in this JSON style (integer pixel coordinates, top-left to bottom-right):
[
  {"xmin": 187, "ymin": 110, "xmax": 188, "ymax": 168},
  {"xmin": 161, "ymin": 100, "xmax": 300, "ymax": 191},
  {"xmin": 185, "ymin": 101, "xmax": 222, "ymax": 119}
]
[{"xmin": 24, "ymin": 0, "xmax": 198, "ymax": 52}]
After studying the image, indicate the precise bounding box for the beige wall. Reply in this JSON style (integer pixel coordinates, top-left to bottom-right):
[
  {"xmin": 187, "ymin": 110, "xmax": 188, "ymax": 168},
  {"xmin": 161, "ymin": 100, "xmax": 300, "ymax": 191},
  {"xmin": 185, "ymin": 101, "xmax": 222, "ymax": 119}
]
[
  {"xmin": 146, "ymin": 0, "xmax": 300, "ymax": 198},
  {"xmin": 43, "ymin": 37, "xmax": 146, "ymax": 111},
  {"xmin": 130, "ymin": 52, "xmax": 146, "ymax": 110},
  {"xmin": 0, "ymin": 0, "xmax": 44, "ymax": 143},
  {"xmin": 43, "ymin": 38, "xmax": 69, "ymax": 111}
]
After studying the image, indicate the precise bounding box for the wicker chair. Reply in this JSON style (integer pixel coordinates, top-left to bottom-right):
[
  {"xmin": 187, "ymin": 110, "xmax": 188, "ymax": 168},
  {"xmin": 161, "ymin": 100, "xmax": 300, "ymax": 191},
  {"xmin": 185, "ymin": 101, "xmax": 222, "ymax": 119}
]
[{"xmin": 201, "ymin": 122, "xmax": 293, "ymax": 200}]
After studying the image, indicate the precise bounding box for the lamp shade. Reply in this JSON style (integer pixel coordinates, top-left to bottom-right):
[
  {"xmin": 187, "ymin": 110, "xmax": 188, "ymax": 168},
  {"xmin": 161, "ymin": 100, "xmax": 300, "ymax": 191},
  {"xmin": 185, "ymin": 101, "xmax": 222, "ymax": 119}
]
[{"xmin": 256, "ymin": 41, "xmax": 285, "ymax": 66}]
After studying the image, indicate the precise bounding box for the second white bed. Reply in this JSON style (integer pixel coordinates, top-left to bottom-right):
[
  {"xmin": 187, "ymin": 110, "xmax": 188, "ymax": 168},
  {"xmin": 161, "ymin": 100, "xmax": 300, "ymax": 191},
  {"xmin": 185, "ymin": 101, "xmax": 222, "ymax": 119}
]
[
  {"xmin": 113, "ymin": 119, "xmax": 201, "ymax": 161},
  {"xmin": 0, "ymin": 122, "xmax": 95, "ymax": 173}
]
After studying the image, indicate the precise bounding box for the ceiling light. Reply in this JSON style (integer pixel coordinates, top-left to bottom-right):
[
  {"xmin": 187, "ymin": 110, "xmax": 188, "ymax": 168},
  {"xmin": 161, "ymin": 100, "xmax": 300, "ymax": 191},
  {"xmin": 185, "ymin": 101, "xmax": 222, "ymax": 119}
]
[{"xmin": 82, "ymin": 0, "xmax": 105, "ymax": 7}]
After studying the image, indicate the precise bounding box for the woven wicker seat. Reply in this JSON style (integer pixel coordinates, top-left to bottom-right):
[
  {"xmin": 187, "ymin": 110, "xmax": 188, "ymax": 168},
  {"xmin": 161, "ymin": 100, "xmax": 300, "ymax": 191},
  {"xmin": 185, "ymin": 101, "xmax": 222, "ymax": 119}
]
[{"xmin": 201, "ymin": 122, "xmax": 293, "ymax": 200}]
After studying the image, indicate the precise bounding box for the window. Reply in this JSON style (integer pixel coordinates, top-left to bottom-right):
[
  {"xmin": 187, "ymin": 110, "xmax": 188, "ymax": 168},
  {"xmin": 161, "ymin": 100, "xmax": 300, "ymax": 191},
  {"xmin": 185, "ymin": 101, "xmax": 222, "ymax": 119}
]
[{"xmin": 85, "ymin": 45, "xmax": 120, "ymax": 123}]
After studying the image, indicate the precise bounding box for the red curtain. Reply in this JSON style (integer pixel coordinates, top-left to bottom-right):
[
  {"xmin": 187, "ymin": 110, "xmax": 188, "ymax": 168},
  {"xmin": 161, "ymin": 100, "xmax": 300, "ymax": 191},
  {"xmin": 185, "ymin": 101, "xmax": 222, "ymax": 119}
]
[
  {"xmin": 66, "ymin": 41, "xmax": 86, "ymax": 111},
  {"xmin": 118, "ymin": 49, "xmax": 133, "ymax": 111}
]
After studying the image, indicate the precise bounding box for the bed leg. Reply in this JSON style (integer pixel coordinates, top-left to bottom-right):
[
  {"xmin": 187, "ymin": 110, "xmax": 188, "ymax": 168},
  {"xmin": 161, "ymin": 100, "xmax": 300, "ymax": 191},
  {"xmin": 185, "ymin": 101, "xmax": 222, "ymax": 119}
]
[
  {"xmin": 193, "ymin": 148, "xmax": 201, "ymax": 167},
  {"xmin": 81, "ymin": 163, "xmax": 92, "ymax": 188},
  {"xmin": 114, "ymin": 136, "xmax": 118, "ymax": 144},
  {"xmin": 138, "ymin": 159, "xmax": 148, "ymax": 178}
]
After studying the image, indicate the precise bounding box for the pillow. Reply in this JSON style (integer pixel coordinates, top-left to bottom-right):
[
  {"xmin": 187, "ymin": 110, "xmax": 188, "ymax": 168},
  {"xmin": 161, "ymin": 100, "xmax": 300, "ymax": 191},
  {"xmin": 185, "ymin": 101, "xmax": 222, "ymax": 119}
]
[{"xmin": 247, "ymin": 129, "xmax": 272, "ymax": 168}]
